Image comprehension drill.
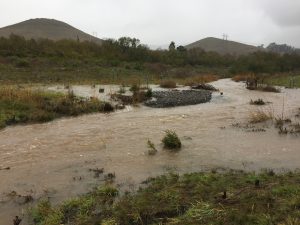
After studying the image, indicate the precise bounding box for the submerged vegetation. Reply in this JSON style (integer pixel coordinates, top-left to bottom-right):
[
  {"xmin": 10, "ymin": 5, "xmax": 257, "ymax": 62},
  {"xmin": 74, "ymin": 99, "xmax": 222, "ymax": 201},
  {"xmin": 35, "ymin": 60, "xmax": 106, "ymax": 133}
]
[
  {"xmin": 30, "ymin": 171, "xmax": 300, "ymax": 225},
  {"xmin": 146, "ymin": 139, "xmax": 158, "ymax": 155},
  {"xmin": 0, "ymin": 86, "xmax": 113, "ymax": 129}
]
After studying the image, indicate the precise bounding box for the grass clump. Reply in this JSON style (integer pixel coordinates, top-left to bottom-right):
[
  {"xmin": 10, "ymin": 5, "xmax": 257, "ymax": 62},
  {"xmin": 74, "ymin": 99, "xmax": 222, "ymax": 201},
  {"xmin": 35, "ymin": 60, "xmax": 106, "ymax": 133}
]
[
  {"xmin": 160, "ymin": 80, "xmax": 177, "ymax": 88},
  {"xmin": 0, "ymin": 86, "xmax": 113, "ymax": 129},
  {"xmin": 162, "ymin": 130, "xmax": 182, "ymax": 150},
  {"xmin": 249, "ymin": 109, "xmax": 273, "ymax": 123},
  {"xmin": 30, "ymin": 171, "xmax": 300, "ymax": 225},
  {"xmin": 250, "ymin": 98, "xmax": 266, "ymax": 105}
]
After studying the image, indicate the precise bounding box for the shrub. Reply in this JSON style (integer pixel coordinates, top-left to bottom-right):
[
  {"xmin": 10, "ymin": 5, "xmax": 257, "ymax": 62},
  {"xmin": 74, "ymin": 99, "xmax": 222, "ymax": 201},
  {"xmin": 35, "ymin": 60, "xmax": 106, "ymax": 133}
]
[
  {"xmin": 160, "ymin": 80, "xmax": 177, "ymax": 88},
  {"xmin": 162, "ymin": 130, "xmax": 182, "ymax": 150},
  {"xmin": 129, "ymin": 84, "xmax": 140, "ymax": 93},
  {"xmin": 145, "ymin": 88, "xmax": 152, "ymax": 98}
]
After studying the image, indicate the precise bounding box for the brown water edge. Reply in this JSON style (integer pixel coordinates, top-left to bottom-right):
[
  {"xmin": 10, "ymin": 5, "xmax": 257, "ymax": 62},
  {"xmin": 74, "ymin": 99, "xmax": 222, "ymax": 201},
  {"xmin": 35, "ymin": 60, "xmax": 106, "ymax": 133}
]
[{"xmin": 1, "ymin": 79, "xmax": 300, "ymax": 224}]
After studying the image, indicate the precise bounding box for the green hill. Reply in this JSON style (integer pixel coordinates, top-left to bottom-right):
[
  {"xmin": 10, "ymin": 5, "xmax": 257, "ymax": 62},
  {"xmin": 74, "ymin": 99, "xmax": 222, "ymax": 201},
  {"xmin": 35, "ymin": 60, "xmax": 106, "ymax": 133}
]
[
  {"xmin": 186, "ymin": 37, "xmax": 262, "ymax": 55},
  {"xmin": 0, "ymin": 18, "xmax": 103, "ymax": 44}
]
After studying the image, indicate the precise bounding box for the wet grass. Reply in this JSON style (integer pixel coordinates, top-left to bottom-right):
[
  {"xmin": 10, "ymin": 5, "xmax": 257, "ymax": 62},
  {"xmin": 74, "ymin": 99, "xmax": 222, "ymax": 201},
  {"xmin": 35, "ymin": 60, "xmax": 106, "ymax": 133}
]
[
  {"xmin": 0, "ymin": 86, "xmax": 113, "ymax": 129},
  {"xmin": 30, "ymin": 171, "xmax": 300, "ymax": 225}
]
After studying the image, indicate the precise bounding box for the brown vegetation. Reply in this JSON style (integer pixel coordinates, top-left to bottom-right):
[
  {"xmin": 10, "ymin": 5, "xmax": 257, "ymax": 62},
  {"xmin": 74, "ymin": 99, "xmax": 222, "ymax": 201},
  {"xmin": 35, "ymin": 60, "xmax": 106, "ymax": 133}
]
[
  {"xmin": 160, "ymin": 80, "xmax": 177, "ymax": 88},
  {"xmin": 249, "ymin": 109, "xmax": 274, "ymax": 123}
]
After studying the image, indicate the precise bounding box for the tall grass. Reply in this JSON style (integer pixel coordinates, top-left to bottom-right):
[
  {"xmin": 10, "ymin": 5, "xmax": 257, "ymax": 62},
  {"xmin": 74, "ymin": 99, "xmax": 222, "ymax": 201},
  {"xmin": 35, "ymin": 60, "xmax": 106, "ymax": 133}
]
[
  {"xmin": 0, "ymin": 86, "xmax": 112, "ymax": 128},
  {"xmin": 249, "ymin": 109, "xmax": 274, "ymax": 123}
]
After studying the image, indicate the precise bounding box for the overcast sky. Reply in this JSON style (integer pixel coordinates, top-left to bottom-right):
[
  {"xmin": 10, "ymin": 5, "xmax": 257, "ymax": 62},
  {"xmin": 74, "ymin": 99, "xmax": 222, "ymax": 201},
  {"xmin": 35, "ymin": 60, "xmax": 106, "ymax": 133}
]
[{"xmin": 1, "ymin": 0, "xmax": 300, "ymax": 48}]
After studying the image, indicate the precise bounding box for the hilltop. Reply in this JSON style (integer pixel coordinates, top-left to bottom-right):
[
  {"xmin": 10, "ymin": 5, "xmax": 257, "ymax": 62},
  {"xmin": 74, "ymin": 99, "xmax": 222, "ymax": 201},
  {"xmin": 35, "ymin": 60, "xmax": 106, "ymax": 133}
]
[
  {"xmin": 185, "ymin": 37, "xmax": 262, "ymax": 55},
  {"xmin": 0, "ymin": 18, "xmax": 103, "ymax": 44}
]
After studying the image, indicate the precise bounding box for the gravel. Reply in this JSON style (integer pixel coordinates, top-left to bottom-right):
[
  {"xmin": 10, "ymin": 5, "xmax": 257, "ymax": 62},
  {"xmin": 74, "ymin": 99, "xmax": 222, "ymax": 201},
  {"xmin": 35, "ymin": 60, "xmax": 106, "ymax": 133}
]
[{"xmin": 145, "ymin": 90, "xmax": 212, "ymax": 108}]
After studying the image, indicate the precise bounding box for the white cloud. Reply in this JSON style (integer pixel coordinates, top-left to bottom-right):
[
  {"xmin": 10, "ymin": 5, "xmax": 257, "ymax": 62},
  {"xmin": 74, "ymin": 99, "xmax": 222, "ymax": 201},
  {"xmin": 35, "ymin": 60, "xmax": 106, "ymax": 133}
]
[{"xmin": 0, "ymin": 0, "xmax": 299, "ymax": 47}]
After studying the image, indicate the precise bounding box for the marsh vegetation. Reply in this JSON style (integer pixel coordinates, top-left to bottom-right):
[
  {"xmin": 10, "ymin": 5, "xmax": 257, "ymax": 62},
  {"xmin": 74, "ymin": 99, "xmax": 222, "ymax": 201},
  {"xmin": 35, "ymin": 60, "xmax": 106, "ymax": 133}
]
[
  {"xmin": 0, "ymin": 86, "xmax": 113, "ymax": 129},
  {"xmin": 30, "ymin": 171, "xmax": 300, "ymax": 225}
]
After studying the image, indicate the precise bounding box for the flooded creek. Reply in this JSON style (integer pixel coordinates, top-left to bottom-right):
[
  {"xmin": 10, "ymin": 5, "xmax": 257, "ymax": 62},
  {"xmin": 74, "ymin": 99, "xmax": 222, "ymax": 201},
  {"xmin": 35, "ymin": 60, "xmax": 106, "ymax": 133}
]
[{"xmin": 1, "ymin": 79, "xmax": 300, "ymax": 224}]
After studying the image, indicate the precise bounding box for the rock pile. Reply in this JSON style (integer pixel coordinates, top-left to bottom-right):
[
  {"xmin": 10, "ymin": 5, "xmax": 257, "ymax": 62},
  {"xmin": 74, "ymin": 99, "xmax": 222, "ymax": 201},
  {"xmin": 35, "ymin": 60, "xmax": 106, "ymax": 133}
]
[{"xmin": 145, "ymin": 90, "xmax": 212, "ymax": 108}]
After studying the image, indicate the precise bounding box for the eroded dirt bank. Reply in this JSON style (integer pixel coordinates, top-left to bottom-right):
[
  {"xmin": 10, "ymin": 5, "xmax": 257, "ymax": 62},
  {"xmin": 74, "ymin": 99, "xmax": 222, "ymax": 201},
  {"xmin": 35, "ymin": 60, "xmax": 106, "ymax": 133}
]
[{"xmin": 1, "ymin": 79, "xmax": 300, "ymax": 224}]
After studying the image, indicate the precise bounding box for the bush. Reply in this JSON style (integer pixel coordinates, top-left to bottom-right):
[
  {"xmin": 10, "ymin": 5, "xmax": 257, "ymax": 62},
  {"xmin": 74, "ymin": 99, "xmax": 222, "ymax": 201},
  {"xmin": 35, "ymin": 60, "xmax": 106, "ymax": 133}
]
[
  {"xmin": 160, "ymin": 80, "xmax": 177, "ymax": 88},
  {"xmin": 162, "ymin": 130, "xmax": 181, "ymax": 150}
]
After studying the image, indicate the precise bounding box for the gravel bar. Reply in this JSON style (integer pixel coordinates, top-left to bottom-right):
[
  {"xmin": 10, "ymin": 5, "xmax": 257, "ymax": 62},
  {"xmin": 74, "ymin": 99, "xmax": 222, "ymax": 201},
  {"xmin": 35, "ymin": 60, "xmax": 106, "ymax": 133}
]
[{"xmin": 145, "ymin": 90, "xmax": 212, "ymax": 108}]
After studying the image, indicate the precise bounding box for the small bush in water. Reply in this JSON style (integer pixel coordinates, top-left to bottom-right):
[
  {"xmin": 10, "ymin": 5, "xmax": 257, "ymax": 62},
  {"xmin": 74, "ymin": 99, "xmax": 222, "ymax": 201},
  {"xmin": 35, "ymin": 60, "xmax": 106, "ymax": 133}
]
[
  {"xmin": 145, "ymin": 88, "xmax": 153, "ymax": 98},
  {"xmin": 147, "ymin": 139, "xmax": 157, "ymax": 155},
  {"xmin": 250, "ymin": 99, "xmax": 266, "ymax": 105},
  {"xmin": 162, "ymin": 130, "xmax": 181, "ymax": 150}
]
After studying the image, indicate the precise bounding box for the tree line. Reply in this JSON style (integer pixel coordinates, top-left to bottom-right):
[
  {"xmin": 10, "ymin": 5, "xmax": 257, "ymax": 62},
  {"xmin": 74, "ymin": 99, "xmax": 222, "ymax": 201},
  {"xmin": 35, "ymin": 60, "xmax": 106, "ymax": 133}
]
[{"xmin": 0, "ymin": 34, "xmax": 300, "ymax": 74}]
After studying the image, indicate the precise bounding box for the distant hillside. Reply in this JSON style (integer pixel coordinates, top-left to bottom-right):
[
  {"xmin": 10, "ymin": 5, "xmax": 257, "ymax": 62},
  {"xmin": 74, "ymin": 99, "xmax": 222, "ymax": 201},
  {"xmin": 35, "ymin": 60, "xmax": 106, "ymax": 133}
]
[
  {"xmin": 0, "ymin": 18, "xmax": 103, "ymax": 44},
  {"xmin": 185, "ymin": 37, "xmax": 262, "ymax": 55}
]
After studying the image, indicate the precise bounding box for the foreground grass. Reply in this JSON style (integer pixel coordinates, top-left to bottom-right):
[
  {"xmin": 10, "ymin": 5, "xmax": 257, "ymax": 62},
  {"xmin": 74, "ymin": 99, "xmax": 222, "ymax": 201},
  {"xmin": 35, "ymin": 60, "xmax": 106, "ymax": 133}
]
[
  {"xmin": 30, "ymin": 171, "xmax": 300, "ymax": 225},
  {"xmin": 0, "ymin": 87, "xmax": 112, "ymax": 129}
]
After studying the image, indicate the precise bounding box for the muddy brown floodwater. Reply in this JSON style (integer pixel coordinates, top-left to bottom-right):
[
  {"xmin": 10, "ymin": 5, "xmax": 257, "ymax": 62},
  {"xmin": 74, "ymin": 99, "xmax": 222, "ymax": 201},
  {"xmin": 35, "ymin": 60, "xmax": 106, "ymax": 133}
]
[{"xmin": 1, "ymin": 79, "xmax": 300, "ymax": 224}]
